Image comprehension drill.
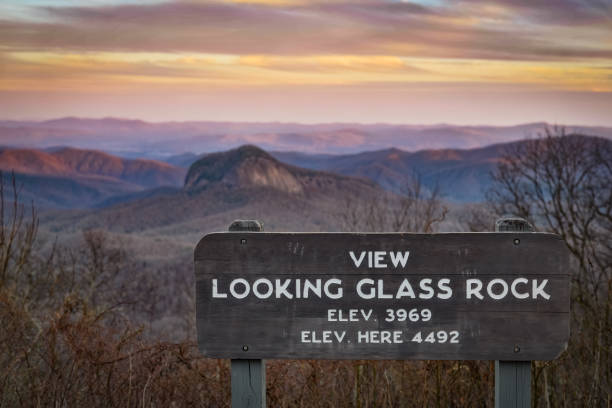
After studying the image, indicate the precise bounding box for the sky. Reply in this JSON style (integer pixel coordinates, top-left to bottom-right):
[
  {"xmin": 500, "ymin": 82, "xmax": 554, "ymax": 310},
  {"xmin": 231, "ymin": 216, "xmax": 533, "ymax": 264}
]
[{"xmin": 1, "ymin": 0, "xmax": 611, "ymax": 125}]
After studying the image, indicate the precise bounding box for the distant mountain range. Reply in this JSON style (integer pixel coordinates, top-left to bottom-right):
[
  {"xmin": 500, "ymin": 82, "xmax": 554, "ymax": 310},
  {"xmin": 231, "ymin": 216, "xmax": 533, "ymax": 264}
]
[
  {"xmin": 5, "ymin": 136, "xmax": 610, "ymax": 210},
  {"xmin": 2, "ymin": 117, "xmax": 611, "ymax": 157}
]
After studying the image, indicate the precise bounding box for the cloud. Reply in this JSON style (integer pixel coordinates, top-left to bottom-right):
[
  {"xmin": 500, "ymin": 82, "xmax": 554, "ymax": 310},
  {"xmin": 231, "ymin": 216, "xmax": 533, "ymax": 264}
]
[
  {"xmin": 456, "ymin": 0, "xmax": 612, "ymax": 25},
  {"xmin": 2, "ymin": 48, "xmax": 610, "ymax": 95},
  {"xmin": 0, "ymin": 51, "xmax": 438, "ymax": 92},
  {"xmin": 237, "ymin": 55, "xmax": 428, "ymax": 74},
  {"xmin": 0, "ymin": 0, "xmax": 610, "ymax": 105},
  {"xmin": 0, "ymin": 0, "xmax": 610, "ymax": 60}
]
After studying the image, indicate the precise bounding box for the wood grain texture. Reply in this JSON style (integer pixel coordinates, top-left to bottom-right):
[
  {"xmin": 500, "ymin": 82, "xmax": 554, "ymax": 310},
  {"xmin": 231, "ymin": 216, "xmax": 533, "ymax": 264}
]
[
  {"xmin": 231, "ymin": 359, "xmax": 265, "ymax": 408},
  {"xmin": 495, "ymin": 361, "xmax": 531, "ymax": 408},
  {"xmin": 195, "ymin": 232, "xmax": 570, "ymax": 360}
]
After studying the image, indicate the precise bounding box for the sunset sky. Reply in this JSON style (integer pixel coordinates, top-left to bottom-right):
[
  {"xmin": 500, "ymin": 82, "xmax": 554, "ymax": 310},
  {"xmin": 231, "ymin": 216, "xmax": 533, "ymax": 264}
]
[{"xmin": 1, "ymin": 0, "xmax": 611, "ymax": 124}]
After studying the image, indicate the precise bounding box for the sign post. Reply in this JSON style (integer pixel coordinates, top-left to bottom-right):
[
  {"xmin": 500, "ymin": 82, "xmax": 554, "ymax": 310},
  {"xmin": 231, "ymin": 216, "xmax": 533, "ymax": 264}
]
[
  {"xmin": 194, "ymin": 222, "xmax": 570, "ymax": 405},
  {"xmin": 227, "ymin": 220, "xmax": 266, "ymax": 408},
  {"xmin": 495, "ymin": 216, "xmax": 535, "ymax": 408}
]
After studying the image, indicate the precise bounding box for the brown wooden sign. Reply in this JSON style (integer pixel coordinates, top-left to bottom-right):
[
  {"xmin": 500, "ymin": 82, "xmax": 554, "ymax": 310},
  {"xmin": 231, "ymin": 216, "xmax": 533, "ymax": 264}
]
[{"xmin": 194, "ymin": 232, "xmax": 570, "ymax": 360}]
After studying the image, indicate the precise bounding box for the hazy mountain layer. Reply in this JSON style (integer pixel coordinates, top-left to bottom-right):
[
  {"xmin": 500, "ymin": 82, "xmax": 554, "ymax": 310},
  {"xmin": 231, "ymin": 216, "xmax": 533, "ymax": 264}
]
[{"xmin": 2, "ymin": 117, "xmax": 611, "ymax": 157}]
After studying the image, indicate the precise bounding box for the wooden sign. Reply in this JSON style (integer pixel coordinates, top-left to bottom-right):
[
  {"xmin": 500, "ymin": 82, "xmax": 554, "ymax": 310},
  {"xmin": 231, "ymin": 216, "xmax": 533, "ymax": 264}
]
[{"xmin": 194, "ymin": 232, "xmax": 570, "ymax": 361}]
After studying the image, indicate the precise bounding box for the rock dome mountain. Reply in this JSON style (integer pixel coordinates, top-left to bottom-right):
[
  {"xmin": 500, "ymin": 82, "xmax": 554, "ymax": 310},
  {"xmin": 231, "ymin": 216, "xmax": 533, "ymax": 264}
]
[
  {"xmin": 184, "ymin": 145, "xmax": 376, "ymax": 198},
  {"xmin": 185, "ymin": 145, "xmax": 302, "ymax": 194}
]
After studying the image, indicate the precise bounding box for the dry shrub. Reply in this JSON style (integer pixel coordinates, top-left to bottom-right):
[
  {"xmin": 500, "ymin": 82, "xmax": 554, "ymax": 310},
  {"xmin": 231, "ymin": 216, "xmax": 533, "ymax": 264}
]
[{"xmin": 266, "ymin": 359, "xmax": 492, "ymax": 408}]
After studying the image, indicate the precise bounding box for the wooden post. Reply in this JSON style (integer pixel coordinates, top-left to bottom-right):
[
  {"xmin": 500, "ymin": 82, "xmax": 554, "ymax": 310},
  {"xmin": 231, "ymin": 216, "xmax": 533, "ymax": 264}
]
[
  {"xmin": 231, "ymin": 359, "xmax": 265, "ymax": 408},
  {"xmin": 495, "ymin": 216, "xmax": 533, "ymax": 408},
  {"xmin": 228, "ymin": 220, "xmax": 266, "ymax": 408}
]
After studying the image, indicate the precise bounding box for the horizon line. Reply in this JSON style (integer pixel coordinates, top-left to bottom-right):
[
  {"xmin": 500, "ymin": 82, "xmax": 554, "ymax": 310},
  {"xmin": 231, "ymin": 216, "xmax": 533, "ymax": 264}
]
[{"xmin": 2, "ymin": 116, "xmax": 610, "ymax": 129}]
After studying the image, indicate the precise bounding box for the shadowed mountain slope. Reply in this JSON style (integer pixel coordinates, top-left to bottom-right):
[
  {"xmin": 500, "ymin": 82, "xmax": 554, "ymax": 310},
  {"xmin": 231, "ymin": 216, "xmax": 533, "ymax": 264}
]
[
  {"xmin": 272, "ymin": 143, "xmax": 513, "ymax": 202},
  {"xmin": 1, "ymin": 147, "xmax": 184, "ymax": 187},
  {"xmin": 273, "ymin": 135, "xmax": 612, "ymax": 202},
  {"xmin": 0, "ymin": 147, "xmax": 186, "ymax": 208}
]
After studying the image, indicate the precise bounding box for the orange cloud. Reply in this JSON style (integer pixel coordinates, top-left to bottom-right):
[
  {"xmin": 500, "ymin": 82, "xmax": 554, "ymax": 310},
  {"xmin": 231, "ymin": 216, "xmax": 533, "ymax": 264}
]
[{"xmin": 2, "ymin": 51, "xmax": 610, "ymax": 93}]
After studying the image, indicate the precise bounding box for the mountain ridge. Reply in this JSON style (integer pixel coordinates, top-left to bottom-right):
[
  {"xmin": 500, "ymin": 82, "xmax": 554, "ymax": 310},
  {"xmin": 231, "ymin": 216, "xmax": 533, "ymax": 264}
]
[
  {"xmin": 0, "ymin": 147, "xmax": 185, "ymax": 188},
  {"xmin": 0, "ymin": 147, "xmax": 186, "ymax": 209}
]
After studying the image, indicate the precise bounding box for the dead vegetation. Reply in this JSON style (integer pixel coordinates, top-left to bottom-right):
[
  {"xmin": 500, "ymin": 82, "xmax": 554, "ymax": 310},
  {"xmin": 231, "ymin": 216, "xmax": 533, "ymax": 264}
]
[
  {"xmin": 341, "ymin": 176, "xmax": 448, "ymax": 233},
  {"xmin": 486, "ymin": 129, "xmax": 611, "ymax": 406},
  {"xmin": 0, "ymin": 128, "xmax": 610, "ymax": 407}
]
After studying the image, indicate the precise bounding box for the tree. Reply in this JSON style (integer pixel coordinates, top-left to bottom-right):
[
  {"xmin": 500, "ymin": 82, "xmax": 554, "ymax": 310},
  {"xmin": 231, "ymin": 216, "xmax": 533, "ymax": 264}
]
[
  {"xmin": 341, "ymin": 177, "xmax": 448, "ymax": 233},
  {"xmin": 487, "ymin": 128, "xmax": 611, "ymax": 406},
  {"xmin": 339, "ymin": 178, "xmax": 496, "ymax": 407}
]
